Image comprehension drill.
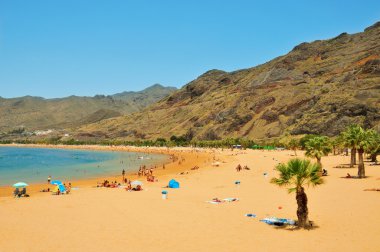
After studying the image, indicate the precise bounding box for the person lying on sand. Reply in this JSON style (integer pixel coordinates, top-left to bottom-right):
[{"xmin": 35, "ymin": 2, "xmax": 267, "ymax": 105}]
[
  {"xmin": 364, "ymin": 188, "xmax": 380, "ymax": 191},
  {"xmin": 212, "ymin": 198, "xmax": 222, "ymax": 203},
  {"xmin": 146, "ymin": 175, "xmax": 155, "ymax": 182},
  {"xmin": 132, "ymin": 185, "xmax": 142, "ymax": 191}
]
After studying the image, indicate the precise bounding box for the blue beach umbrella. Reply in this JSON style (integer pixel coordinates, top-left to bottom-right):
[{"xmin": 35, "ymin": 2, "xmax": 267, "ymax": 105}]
[
  {"xmin": 13, "ymin": 182, "xmax": 28, "ymax": 188},
  {"xmin": 58, "ymin": 184, "xmax": 66, "ymax": 193},
  {"xmin": 50, "ymin": 180, "xmax": 63, "ymax": 185}
]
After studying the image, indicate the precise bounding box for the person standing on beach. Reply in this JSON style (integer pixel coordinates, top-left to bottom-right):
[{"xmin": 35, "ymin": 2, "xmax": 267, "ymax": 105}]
[
  {"xmin": 48, "ymin": 175, "xmax": 51, "ymax": 184},
  {"xmin": 122, "ymin": 169, "xmax": 125, "ymax": 181}
]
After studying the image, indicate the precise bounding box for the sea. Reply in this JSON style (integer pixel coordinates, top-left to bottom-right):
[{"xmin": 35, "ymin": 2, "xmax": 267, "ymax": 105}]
[{"xmin": 0, "ymin": 146, "xmax": 168, "ymax": 186}]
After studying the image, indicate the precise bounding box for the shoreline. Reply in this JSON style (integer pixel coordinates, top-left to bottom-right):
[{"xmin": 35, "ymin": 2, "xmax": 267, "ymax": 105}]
[{"xmin": 0, "ymin": 144, "xmax": 217, "ymax": 197}]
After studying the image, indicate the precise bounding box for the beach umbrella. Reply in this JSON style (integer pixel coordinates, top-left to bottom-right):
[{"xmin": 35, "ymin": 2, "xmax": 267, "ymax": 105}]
[
  {"xmin": 13, "ymin": 182, "xmax": 28, "ymax": 188},
  {"xmin": 131, "ymin": 180, "xmax": 143, "ymax": 186},
  {"xmin": 50, "ymin": 180, "xmax": 63, "ymax": 185}
]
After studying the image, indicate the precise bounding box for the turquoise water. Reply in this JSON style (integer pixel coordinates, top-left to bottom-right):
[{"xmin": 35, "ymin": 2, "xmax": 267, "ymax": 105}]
[{"xmin": 0, "ymin": 147, "xmax": 168, "ymax": 186}]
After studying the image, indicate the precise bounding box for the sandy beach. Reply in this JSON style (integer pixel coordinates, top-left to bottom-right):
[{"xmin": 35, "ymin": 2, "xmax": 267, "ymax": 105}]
[{"xmin": 1, "ymin": 146, "xmax": 380, "ymax": 252}]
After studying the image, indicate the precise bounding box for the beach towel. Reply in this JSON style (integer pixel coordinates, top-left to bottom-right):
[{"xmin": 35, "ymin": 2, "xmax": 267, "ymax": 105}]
[
  {"xmin": 260, "ymin": 217, "xmax": 295, "ymax": 226},
  {"xmin": 223, "ymin": 198, "xmax": 239, "ymax": 202},
  {"xmin": 206, "ymin": 198, "xmax": 239, "ymax": 204}
]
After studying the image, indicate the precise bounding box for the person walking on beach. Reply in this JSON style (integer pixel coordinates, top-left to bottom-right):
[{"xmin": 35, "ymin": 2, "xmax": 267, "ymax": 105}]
[{"xmin": 48, "ymin": 175, "xmax": 51, "ymax": 184}]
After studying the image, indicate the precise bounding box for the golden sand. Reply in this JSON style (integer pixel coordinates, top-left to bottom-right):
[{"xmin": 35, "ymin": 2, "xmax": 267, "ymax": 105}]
[{"xmin": 0, "ymin": 146, "xmax": 379, "ymax": 251}]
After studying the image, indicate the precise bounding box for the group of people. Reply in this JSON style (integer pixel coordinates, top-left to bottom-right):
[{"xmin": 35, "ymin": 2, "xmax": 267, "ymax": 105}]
[
  {"xmin": 137, "ymin": 165, "xmax": 154, "ymax": 177},
  {"xmin": 14, "ymin": 187, "xmax": 28, "ymax": 198},
  {"xmin": 99, "ymin": 180, "xmax": 121, "ymax": 188},
  {"xmin": 137, "ymin": 165, "xmax": 157, "ymax": 182},
  {"xmin": 235, "ymin": 164, "xmax": 250, "ymax": 172}
]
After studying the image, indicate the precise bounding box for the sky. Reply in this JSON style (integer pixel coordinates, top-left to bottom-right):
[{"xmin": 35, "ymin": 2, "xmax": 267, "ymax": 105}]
[{"xmin": 0, "ymin": 1, "xmax": 379, "ymax": 98}]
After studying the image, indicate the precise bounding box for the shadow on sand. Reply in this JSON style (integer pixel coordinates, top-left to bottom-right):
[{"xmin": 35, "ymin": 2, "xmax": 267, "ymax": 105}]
[{"xmin": 274, "ymin": 222, "xmax": 320, "ymax": 231}]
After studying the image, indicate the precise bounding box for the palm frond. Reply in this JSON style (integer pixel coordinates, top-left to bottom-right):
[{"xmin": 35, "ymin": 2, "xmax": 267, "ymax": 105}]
[{"xmin": 271, "ymin": 158, "xmax": 324, "ymax": 193}]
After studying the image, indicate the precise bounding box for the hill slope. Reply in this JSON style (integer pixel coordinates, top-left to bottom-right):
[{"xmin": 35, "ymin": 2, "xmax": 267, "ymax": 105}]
[
  {"xmin": 79, "ymin": 22, "xmax": 380, "ymax": 141},
  {"xmin": 0, "ymin": 84, "xmax": 176, "ymax": 132}
]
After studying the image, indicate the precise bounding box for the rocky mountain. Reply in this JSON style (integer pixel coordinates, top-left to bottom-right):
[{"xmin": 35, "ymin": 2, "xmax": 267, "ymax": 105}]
[
  {"xmin": 0, "ymin": 84, "xmax": 176, "ymax": 132},
  {"xmin": 78, "ymin": 22, "xmax": 380, "ymax": 141}
]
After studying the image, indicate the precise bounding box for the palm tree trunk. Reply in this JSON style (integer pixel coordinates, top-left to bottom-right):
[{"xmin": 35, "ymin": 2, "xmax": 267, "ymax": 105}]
[
  {"xmin": 358, "ymin": 148, "xmax": 365, "ymax": 178},
  {"xmin": 316, "ymin": 157, "xmax": 322, "ymax": 170},
  {"xmin": 296, "ymin": 187, "xmax": 310, "ymax": 228},
  {"xmin": 350, "ymin": 148, "xmax": 356, "ymax": 167}
]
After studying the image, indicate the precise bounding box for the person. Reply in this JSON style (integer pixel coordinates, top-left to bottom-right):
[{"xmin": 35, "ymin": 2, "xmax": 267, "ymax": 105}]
[
  {"xmin": 212, "ymin": 198, "xmax": 222, "ymax": 203},
  {"xmin": 346, "ymin": 173, "xmax": 352, "ymax": 178},
  {"xmin": 322, "ymin": 169, "xmax": 328, "ymax": 176},
  {"xmin": 14, "ymin": 188, "xmax": 20, "ymax": 198},
  {"xmin": 126, "ymin": 182, "xmax": 132, "ymax": 191},
  {"xmin": 21, "ymin": 187, "xmax": 26, "ymax": 196},
  {"xmin": 48, "ymin": 175, "xmax": 51, "ymax": 184},
  {"xmin": 132, "ymin": 185, "xmax": 142, "ymax": 191},
  {"xmin": 67, "ymin": 183, "xmax": 72, "ymax": 194},
  {"xmin": 236, "ymin": 164, "xmax": 242, "ymax": 172},
  {"xmin": 122, "ymin": 169, "xmax": 125, "ymax": 180}
]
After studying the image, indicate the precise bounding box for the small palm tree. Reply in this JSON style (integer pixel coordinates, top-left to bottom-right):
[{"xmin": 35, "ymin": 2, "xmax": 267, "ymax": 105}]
[
  {"xmin": 271, "ymin": 158, "xmax": 324, "ymax": 229},
  {"xmin": 366, "ymin": 130, "xmax": 380, "ymax": 163},
  {"xmin": 305, "ymin": 136, "xmax": 331, "ymax": 169},
  {"xmin": 355, "ymin": 128, "xmax": 374, "ymax": 178},
  {"xmin": 341, "ymin": 125, "xmax": 362, "ymax": 167},
  {"xmin": 287, "ymin": 138, "xmax": 300, "ymax": 156}
]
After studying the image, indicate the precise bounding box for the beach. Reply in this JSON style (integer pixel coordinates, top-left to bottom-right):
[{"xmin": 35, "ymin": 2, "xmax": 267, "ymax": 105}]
[{"xmin": 1, "ymin": 146, "xmax": 380, "ymax": 251}]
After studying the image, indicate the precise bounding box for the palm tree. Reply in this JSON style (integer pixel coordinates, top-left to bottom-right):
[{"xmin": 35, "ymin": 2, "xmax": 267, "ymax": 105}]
[
  {"xmin": 341, "ymin": 125, "xmax": 362, "ymax": 167},
  {"xmin": 287, "ymin": 138, "xmax": 300, "ymax": 156},
  {"xmin": 331, "ymin": 136, "xmax": 344, "ymax": 156},
  {"xmin": 366, "ymin": 130, "xmax": 380, "ymax": 163},
  {"xmin": 304, "ymin": 136, "xmax": 331, "ymax": 169},
  {"xmin": 271, "ymin": 158, "xmax": 324, "ymax": 229},
  {"xmin": 355, "ymin": 127, "xmax": 375, "ymax": 178}
]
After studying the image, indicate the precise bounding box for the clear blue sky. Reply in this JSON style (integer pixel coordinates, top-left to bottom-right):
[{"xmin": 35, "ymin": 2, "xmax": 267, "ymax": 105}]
[{"xmin": 0, "ymin": 0, "xmax": 379, "ymax": 98}]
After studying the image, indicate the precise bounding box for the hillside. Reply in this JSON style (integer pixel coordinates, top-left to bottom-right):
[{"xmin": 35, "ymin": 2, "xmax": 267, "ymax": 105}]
[
  {"xmin": 0, "ymin": 84, "xmax": 176, "ymax": 132},
  {"xmin": 78, "ymin": 22, "xmax": 380, "ymax": 141}
]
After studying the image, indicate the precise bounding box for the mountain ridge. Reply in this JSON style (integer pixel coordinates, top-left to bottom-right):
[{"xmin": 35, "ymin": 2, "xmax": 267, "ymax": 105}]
[
  {"xmin": 0, "ymin": 84, "xmax": 177, "ymax": 132},
  {"xmin": 77, "ymin": 21, "xmax": 380, "ymax": 141}
]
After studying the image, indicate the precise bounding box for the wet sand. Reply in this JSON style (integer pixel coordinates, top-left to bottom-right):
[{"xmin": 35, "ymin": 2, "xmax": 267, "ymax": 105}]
[{"xmin": 0, "ymin": 146, "xmax": 380, "ymax": 251}]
